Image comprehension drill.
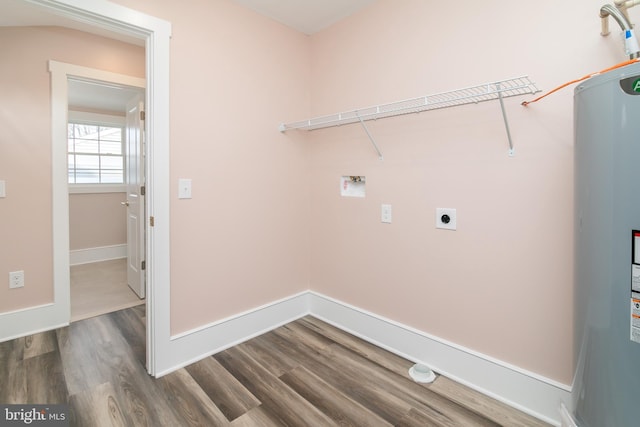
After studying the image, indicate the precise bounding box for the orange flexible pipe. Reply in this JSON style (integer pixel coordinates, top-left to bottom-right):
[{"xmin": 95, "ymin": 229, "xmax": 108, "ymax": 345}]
[{"xmin": 521, "ymin": 58, "xmax": 640, "ymax": 106}]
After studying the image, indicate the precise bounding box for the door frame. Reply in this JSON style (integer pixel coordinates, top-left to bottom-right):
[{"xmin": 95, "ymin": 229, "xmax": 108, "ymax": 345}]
[{"xmin": 40, "ymin": 0, "xmax": 171, "ymax": 376}]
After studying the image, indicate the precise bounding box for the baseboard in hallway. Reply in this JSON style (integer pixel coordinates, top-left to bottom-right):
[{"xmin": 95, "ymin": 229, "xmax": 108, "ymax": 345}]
[{"xmin": 70, "ymin": 258, "xmax": 144, "ymax": 322}]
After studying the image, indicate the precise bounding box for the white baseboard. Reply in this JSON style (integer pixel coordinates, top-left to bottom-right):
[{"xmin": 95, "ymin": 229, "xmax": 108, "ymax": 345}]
[
  {"xmin": 307, "ymin": 291, "xmax": 570, "ymax": 426},
  {"xmin": 0, "ymin": 291, "xmax": 576, "ymax": 427},
  {"xmin": 155, "ymin": 290, "xmax": 569, "ymax": 426},
  {"xmin": 154, "ymin": 292, "xmax": 311, "ymax": 377},
  {"xmin": 70, "ymin": 244, "xmax": 127, "ymax": 265},
  {"xmin": 0, "ymin": 303, "xmax": 68, "ymax": 343},
  {"xmin": 2, "ymin": 287, "xmax": 569, "ymax": 425}
]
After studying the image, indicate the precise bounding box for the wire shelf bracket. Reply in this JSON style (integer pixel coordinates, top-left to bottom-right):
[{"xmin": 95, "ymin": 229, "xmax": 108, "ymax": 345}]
[{"xmin": 279, "ymin": 76, "xmax": 540, "ymax": 158}]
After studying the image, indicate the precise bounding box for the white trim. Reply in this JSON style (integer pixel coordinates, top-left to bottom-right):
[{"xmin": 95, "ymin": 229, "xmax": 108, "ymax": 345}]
[
  {"xmin": 311, "ymin": 291, "xmax": 571, "ymax": 391},
  {"xmin": 1, "ymin": 286, "xmax": 569, "ymax": 425},
  {"xmin": 0, "ymin": 303, "xmax": 68, "ymax": 343},
  {"xmin": 69, "ymin": 184, "xmax": 126, "ymax": 194},
  {"xmin": 153, "ymin": 290, "xmax": 568, "ymax": 426},
  {"xmin": 69, "ymin": 244, "xmax": 127, "ymax": 265},
  {"xmin": 307, "ymin": 291, "xmax": 569, "ymax": 426},
  {"xmin": 154, "ymin": 292, "xmax": 310, "ymax": 377},
  {"xmin": 31, "ymin": 0, "xmax": 172, "ymax": 376},
  {"xmin": 49, "ymin": 61, "xmax": 146, "ymax": 88}
]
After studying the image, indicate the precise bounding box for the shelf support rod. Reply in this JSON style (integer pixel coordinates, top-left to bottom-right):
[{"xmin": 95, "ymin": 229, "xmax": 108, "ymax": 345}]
[
  {"xmin": 496, "ymin": 83, "xmax": 515, "ymax": 157},
  {"xmin": 357, "ymin": 114, "xmax": 384, "ymax": 160}
]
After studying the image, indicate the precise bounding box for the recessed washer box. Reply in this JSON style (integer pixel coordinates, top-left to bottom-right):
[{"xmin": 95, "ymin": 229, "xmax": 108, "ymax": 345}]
[{"xmin": 340, "ymin": 176, "xmax": 365, "ymax": 198}]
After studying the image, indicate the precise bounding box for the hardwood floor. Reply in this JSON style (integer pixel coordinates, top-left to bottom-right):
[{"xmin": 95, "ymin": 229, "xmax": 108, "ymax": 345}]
[{"xmin": 0, "ymin": 307, "xmax": 550, "ymax": 426}]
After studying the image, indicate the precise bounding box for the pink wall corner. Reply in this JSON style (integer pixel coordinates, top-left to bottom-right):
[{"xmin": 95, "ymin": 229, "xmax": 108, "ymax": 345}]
[
  {"xmin": 110, "ymin": 0, "xmax": 313, "ymax": 334},
  {"xmin": 166, "ymin": 1, "xmax": 311, "ymax": 334},
  {"xmin": 0, "ymin": 26, "xmax": 144, "ymax": 313},
  {"xmin": 306, "ymin": 0, "xmax": 628, "ymax": 385}
]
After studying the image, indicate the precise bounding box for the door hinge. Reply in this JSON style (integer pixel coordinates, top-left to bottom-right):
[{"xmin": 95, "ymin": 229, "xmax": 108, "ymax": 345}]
[
  {"xmin": 141, "ymin": 185, "xmax": 145, "ymax": 196},
  {"xmin": 141, "ymin": 260, "xmax": 146, "ymax": 270},
  {"xmin": 140, "ymin": 110, "xmax": 146, "ymax": 121},
  {"xmin": 150, "ymin": 216, "xmax": 155, "ymax": 227}
]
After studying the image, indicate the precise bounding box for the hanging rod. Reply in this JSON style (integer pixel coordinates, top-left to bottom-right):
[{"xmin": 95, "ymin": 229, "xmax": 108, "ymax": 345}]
[{"xmin": 279, "ymin": 76, "xmax": 540, "ymax": 158}]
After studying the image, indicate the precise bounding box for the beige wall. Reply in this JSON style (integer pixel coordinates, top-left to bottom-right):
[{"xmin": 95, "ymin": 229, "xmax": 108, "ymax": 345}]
[
  {"xmin": 69, "ymin": 193, "xmax": 127, "ymax": 250},
  {"xmin": 107, "ymin": 0, "xmax": 313, "ymax": 333},
  {"xmin": 0, "ymin": 26, "xmax": 144, "ymax": 312},
  {"xmin": 306, "ymin": 0, "xmax": 631, "ymax": 385}
]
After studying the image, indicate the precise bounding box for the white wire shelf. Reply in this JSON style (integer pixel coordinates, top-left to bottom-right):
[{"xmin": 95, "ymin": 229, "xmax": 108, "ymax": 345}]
[
  {"xmin": 279, "ymin": 76, "xmax": 540, "ymax": 159},
  {"xmin": 280, "ymin": 76, "xmax": 539, "ymax": 132}
]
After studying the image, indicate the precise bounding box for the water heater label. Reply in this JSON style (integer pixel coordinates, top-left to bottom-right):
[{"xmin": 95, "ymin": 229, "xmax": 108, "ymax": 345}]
[
  {"xmin": 634, "ymin": 231, "xmax": 640, "ymax": 264},
  {"xmin": 631, "ymin": 299, "xmax": 640, "ymax": 344},
  {"xmin": 633, "ymin": 265, "xmax": 640, "ymax": 293},
  {"xmin": 632, "ymin": 232, "xmax": 640, "ymax": 293},
  {"xmin": 631, "ymin": 232, "xmax": 640, "ymax": 343}
]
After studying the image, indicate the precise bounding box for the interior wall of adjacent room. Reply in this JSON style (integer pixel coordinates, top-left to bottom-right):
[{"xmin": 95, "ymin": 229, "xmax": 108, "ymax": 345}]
[
  {"xmin": 69, "ymin": 192, "xmax": 127, "ymax": 251},
  {"xmin": 0, "ymin": 25, "xmax": 144, "ymax": 313}
]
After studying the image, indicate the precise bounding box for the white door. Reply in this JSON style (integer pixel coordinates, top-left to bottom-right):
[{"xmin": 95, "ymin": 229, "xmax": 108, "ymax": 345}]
[{"xmin": 125, "ymin": 93, "xmax": 145, "ymax": 298}]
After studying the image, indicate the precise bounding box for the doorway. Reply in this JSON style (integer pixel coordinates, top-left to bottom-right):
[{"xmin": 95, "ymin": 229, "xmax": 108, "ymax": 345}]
[
  {"xmin": 66, "ymin": 78, "xmax": 146, "ymax": 322},
  {"xmin": 8, "ymin": 0, "xmax": 172, "ymax": 377}
]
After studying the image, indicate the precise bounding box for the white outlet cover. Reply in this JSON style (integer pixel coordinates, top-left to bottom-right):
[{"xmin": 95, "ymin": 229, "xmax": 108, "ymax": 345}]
[
  {"xmin": 9, "ymin": 270, "xmax": 24, "ymax": 289},
  {"xmin": 436, "ymin": 208, "xmax": 456, "ymax": 230}
]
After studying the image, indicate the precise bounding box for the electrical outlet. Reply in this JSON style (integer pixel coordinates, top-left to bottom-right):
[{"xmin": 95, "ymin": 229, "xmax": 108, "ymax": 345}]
[
  {"xmin": 436, "ymin": 208, "xmax": 457, "ymax": 230},
  {"xmin": 9, "ymin": 271, "xmax": 24, "ymax": 289}
]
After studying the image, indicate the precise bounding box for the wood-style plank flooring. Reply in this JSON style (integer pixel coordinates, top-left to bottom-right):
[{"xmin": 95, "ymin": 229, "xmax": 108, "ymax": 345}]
[{"xmin": 0, "ymin": 306, "xmax": 550, "ymax": 426}]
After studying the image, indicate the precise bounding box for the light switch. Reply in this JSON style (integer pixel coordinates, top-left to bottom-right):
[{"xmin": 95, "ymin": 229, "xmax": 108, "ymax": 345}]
[
  {"xmin": 178, "ymin": 178, "xmax": 192, "ymax": 199},
  {"xmin": 0, "ymin": 180, "xmax": 5, "ymax": 198},
  {"xmin": 381, "ymin": 204, "xmax": 392, "ymax": 224}
]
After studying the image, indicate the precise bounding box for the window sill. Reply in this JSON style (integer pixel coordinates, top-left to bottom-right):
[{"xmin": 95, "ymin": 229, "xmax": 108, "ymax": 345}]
[{"xmin": 69, "ymin": 184, "xmax": 126, "ymax": 194}]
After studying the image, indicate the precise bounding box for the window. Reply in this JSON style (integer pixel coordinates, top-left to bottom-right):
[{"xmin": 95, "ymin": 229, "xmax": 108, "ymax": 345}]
[{"xmin": 68, "ymin": 121, "xmax": 125, "ymax": 184}]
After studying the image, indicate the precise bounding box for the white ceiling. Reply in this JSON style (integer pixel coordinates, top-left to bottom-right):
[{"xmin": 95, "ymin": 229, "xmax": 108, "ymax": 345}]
[{"xmin": 232, "ymin": 0, "xmax": 376, "ymax": 34}]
